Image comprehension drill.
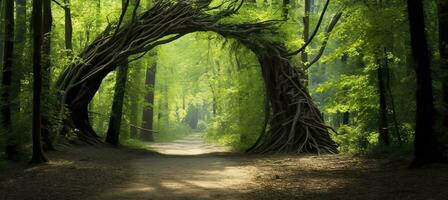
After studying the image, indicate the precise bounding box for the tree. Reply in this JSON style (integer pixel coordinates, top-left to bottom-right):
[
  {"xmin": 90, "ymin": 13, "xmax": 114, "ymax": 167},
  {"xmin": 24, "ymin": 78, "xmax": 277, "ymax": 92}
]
[
  {"xmin": 31, "ymin": 0, "xmax": 48, "ymax": 164},
  {"xmin": 377, "ymin": 58, "xmax": 390, "ymax": 145},
  {"xmin": 407, "ymin": 0, "xmax": 445, "ymax": 167},
  {"xmin": 438, "ymin": 0, "xmax": 448, "ymax": 128},
  {"xmin": 140, "ymin": 62, "xmax": 156, "ymax": 141},
  {"xmin": 52, "ymin": 0, "xmax": 73, "ymax": 51},
  {"xmin": 2, "ymin": 0, "xmax": 17, "ymax": 160},
  {"xmin": 105, "ymin": 62, "xmax": 129, "ymax": 146},
  {"xmin": 105, "ymin": 0, "xmax": 135, "ymax": 146},
  {"xmin": 41, "ymin": 0, "xmax": 54, "ymax": 150}
]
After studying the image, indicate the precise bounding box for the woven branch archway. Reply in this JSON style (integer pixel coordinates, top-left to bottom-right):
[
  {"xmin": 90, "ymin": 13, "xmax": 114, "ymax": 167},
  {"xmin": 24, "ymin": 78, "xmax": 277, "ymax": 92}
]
[{"xmin": 56, "ymin": 0, "xmax": 338, "ymax": 154}]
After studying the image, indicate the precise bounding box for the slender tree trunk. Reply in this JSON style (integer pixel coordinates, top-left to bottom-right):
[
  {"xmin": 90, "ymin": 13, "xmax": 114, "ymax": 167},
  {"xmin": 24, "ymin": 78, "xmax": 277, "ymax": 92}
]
[
  {"xmin": 377, "ymin": 58, "xmax": 390, "ymax": 146},
  {"xmin": 141, "ymin": 63, "xmax": 156, "ymax": 141},
  {"xmin": 407, "ymin": 0, "xmax": 445, "ymax": 167},
  {"xmin": 282, "ymin": 0, "xmax": 290, "ymax": 20},
  {"xmin": 0, "ymin": 1, "xmax": 4, "ymax": 66},
  {"xmin": 301, "ymin": 0, "xmax": 311, "ymax": 84},
  {"xmin": 31, "ymin": 0, "xmax": 48, "ymax": 164},
  {"xmin": 105, "ymin": 62, "xmax": 129, "ymax": 146},
  {"xmin": 14, "ymin": 0, "xmax": 26, "ymax": 115},
  {"xmin": 438, "ymin": 0, "xmax": 448, "ymax": 128},
  {"xmin": 3, "ymin": 0, "xmax": 17, "ymax": 160},
  {"xmin": 64, "ymin": 0, "xmax": 73, "ymax": 51},
  {"xmin": 383, "ymin": 48, "xmax": 403, "ymax": 145},
  {"xmin": 41, "ymin": 0, "xmax": 54, "ymax": 150}
]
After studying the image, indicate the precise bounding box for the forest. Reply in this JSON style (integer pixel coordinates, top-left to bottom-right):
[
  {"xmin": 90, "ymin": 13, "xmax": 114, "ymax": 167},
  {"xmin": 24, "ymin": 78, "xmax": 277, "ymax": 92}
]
[{"xmin": 0, "ymin": 0, "xmax": 447, "ymax": 199}]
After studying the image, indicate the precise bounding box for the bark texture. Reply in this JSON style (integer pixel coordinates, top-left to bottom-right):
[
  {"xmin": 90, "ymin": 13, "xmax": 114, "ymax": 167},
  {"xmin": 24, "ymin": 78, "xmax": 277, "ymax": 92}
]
[{"xmin": 140, "ymin": 62, "xmax": 157, "ymax": 141}]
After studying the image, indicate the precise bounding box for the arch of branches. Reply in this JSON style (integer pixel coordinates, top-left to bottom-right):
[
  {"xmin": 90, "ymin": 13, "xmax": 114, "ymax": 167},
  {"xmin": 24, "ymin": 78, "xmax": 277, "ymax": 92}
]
[{"xmin": 56, "ymin": 0, "xmax": 338, "ymax": 154}]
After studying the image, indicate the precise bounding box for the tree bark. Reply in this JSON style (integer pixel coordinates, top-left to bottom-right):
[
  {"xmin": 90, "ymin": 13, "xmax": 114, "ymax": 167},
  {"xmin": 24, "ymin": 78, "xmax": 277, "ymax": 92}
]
[
  {"xmin": 105, "ymin": 62, "xmax": 129, "ymax": 146},
  {"xmin": 377, "ymin": 58, "xmax": 390, "ymax": 146},
  {"xmin": 301, "ymin": 0, "xmax": 311, "ymax": 66},
  {"xmin": 438, "ymin": 0, "xmax": 448, "ymax": 129},
  {"xmin": 41, "ymin": 0, "xmax": 54, "ymax": 150},
  {"xmin": 3, "ymin": 0, "xmax": 17, "ymax": 160},
  {"xmin": 64, "ymin": 0, "xmax": 73, "ymax": 51},
  {"xmin": 407, "ymin": 0, "xmax": 445, "ymax": 167},
  {"xmin": 140, "ymin": 62, "xmax": 156, "ymax": 141},
  {"xmin": 31, "ymin": 0, "xmax": 48, "ymax": 164}
]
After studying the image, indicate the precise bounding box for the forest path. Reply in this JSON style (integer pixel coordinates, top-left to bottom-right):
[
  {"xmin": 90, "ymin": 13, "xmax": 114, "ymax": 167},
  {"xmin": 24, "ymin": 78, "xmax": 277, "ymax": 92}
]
[
  {"xmin": 1, "ymin": 134, "xmax": 448, "ymax": 200},
  {"xmin": 94, "ymin": 133, "xmax": 260, "ymax": 199},
  {"xmin": 148, "ymin": 132, "xmax": 228, "ymax": 155}
]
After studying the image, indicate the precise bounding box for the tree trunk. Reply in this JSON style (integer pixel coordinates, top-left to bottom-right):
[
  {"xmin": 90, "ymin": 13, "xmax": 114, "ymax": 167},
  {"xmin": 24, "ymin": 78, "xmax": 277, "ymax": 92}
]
[
  {"xmin": 105, "ymin": 62, "xmax": 129, "ymax": 146},
  {"xmin": 301, "ymin": 0, "xmax": 311, "ymax": 84},
  {"xmin": 14, "ymin": 0, "xmax": 26, "ymax": 118},
  {"xmin": 282, "ymin": 0, "xmax": 290, "ymax": 20},
  {"xmin": 438, "ymin": 0, "xmax": 448, "ymax": 129},
  {"xmin": 383, "ymin": 48, "xmax": 403, "ymax": 145},
  {"xmin": 407, "ymin": 0, "xmax": 445, "ymax": 167},
  {"xmin": 31, "ymin": 0, "xmax": 48, "ymax": 164},
  {"xmin": 64, "ymin": 0, "xmax": 73, "ymax": 51},
  {"xmin": 41, "ymin": 0, "xmax": 54, "ymax": 150},
  {"xmin": 377, "ymin": 58, "xmax": 390, "ymax": 146},
  {"xmin": 3, "ymin": 0, "xmax": 17, "ymax": 160},
  {"xmin": 141, "ymin": 63, "xmax": 156, "ymax": 141}
]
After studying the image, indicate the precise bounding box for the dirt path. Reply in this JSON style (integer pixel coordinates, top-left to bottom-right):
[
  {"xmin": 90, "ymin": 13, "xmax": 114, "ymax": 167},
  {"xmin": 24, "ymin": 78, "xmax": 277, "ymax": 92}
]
[
  {"xmin": 95, "ymin": 133, "xmax": 260, "ymax": 200},
  {"xmin": 1, "ymin": 133, "xmax": 448, "ymax": 200}
]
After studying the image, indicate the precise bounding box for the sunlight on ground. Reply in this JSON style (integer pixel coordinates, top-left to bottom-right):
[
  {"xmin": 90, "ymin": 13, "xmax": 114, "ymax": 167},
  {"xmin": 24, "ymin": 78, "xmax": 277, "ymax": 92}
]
[
  {"xmin": 91, "ymin": 134, "xmax": 259, "ymax": 199},
  {"xmin": 149, "ymin": 133, "xmax": 228, "ymax": 155}
]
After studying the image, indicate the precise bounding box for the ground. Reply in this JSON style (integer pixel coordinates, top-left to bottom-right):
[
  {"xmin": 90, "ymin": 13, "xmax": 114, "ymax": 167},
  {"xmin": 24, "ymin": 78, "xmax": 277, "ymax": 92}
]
[{"xmin": 1, "ymin": 133, "xmax": 447, "ymax": 200}]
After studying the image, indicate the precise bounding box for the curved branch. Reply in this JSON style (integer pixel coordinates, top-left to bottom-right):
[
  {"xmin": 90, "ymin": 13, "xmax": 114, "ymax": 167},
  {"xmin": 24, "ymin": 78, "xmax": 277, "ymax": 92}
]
[
  {"xmin": 304, "ymin": 10, "xmax": 342, "ymax": 69},
  {"xmin": 287, "ymin": 0, "xmax": 331, "ymax": 57}
]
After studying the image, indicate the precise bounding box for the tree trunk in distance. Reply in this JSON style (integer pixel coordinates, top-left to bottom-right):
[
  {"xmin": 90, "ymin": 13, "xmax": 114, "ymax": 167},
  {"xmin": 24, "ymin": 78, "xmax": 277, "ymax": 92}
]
[
  {"xmin": 377, "ymin": 58, "xmax": 390, "ymax": 146},
  {"xmin": 407, "ymin": 0, "xmax": 445, "ymax": 167},
  {"xmin": 41, "ymin": 0, "xmax": 54, "ymax": 150},
  {"xmin": 140, "ymin": 62, "xmax": 156, "ymax": 141},
  {"xmin": 438, "ymin": 0, "xmax": 448, "ymax": 129},
  {"xmin": 3, "ymin": 0, "xmax": 17, "ymax": 160},
  {"xmin": 64, "ymin": 0, "xmax": 73, "ymax": 51},
  {"xmin": 31, "ymin": 0, "xmax": 48, "ymax": 164}
]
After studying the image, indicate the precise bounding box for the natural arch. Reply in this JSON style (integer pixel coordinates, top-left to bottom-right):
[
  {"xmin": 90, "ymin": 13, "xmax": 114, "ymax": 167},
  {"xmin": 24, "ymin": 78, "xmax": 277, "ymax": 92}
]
[{"xmin": 56, "ymin": 0, "xmax": 338, "ymax": 154}]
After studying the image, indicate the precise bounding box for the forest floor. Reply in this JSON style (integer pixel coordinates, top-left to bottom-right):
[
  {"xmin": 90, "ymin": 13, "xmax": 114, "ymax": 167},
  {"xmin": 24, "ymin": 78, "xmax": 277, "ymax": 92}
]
[{"xmin": 1, "ymin": 133, "xmax": 448, "ymax": 200}]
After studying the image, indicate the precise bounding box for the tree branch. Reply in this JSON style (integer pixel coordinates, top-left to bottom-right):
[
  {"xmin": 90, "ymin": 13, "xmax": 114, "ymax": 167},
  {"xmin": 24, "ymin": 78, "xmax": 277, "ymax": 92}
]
[
  {"xmin": 287, "ymin": 0, "xmax": 331, "ymax": 57},
  {"xmin": 304, "ymin": 10, "xmax": 342, "ymax": 69}
]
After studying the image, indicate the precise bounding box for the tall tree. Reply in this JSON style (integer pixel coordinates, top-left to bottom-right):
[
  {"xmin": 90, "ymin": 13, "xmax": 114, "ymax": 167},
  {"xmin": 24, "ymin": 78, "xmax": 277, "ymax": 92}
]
[
  {"xmin": 439, "ymin": 0, "xmax": 448, "ymax": 128},
  {"xmin": 52, "ymin": 0, "xmax": 73, "ymax": 51},
  {"xmin": 31, "ymin": 0, "xmax": 48, "ymax": 164},
  {"xmin": 407, "ymin": 0, "xmax": 445, "ymax": 167},
  {"xmin": 140, "ymin": 62, "xmax": 156, "ymax": 141},
  {"xmin": 377, "ymin": 58, "xmax": 390, "ymax": 145},
  {"xmin": 63, "ymin": 0, "xmax": 72, "ymax": 51},
  {"xmin": 41, "ymin": 0, "xmax": 54, "ymax": 150},
  {"xmin": 301, "ymin": 0, "xmax": 311, "ymax": 69},
  {"xmin": 3, "ymin": 0, "xmax": 17, "ymax": 160},
  {"xmin": 14, "ymin": 0, "xmax": 26, "ymax": 113}
]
